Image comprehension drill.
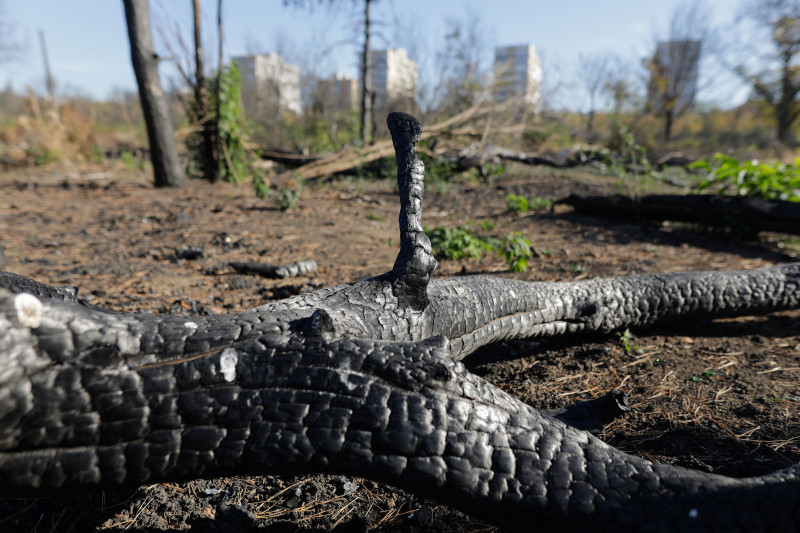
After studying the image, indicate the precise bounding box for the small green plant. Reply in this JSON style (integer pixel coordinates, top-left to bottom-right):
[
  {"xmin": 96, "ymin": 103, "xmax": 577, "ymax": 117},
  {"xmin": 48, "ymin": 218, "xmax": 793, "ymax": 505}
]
[
  {"xmin": 89, "ymin": 146, "xmax": 106, "ymax": 164},
  {"xmin": 568, "ymin": 263, "xmax": 589, "ymax": 274},
  {"xmin": 471, "ymin": 162, "xmax": 506, "ymax": 181},
  {"xmin": 365, "ymin": 212, "xmax": 383, "ymax": 221},
  {"xmin": 691, "ymin": 370, "xmax": 717, "ymax": 382},
  {"xmin": 645, "ymin": 245, "xmax": 662, "ymax": 256},
  {"xmin": 499, "ymin": 232, "xmax": 532, "ymax": 272},
  {"xmin": 120, "ymin": 150, "xmax": 135, "ymax": 171},
  {"xmin": 506, "ymin": 194, "xmax": 552, "ymax": 214},
  {"xmin": 428, "ymin": 226, "xmax": 535, "ymax": 272},
  {"xmin": 541, "ymin": 249, "xmax": 553, "ymax": 257},
  {"xmin": 762, "ymin": 396, "xmax": 788, "ymax": 403},
  {"xmin": 254, "ymin": 175, "xmax": 270, "ymax": 199},
  {"xmin": 27, "ymin": 146, "xmax": 62, "ymax": 166},
  {"xmin": 616, "ymin": 328, "xmax": 642, "ymax": 355},
  {"xmin": 427, "ymin": 226, "xmax": 492, "ymax": 260},
  {"xmin": 692, "ymin": 153, "xmax": 800, "ymax": 202},
  {"xmin": 273, "ymin": 180, "xmax": 304, "ymax": 210},
  {"xmin": 480, "ymin": 220, "xmax": 497, "ymax": 231},
  {"xmin": 529, "ymin": 196, "xmax": 553, "ymax": 210},
  {"xmin": 606, "ymin": 124, "xmax": 652, "ymax": 207},
  {"xmin": 506, "ymin": 194, "xmax": 530, "ymax": 213}
]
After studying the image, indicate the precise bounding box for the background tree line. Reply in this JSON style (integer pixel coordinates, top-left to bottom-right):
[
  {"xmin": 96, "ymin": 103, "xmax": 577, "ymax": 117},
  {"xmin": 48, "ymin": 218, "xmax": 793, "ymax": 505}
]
[{"xmin": 3, "ymin": 0, "xmax": 800, "ymax": 190}]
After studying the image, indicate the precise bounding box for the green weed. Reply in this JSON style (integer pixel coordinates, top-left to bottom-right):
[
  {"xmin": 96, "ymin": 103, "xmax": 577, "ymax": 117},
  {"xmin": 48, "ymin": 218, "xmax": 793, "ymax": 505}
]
[
  {"xmin": 616, "ymin": 328, "xmax": 642, "ymax": 355},
  {"xmin": 506, "ymin": 194, "xmax": 529, "ymax": 213},
  {"xmin": 427, "ymin": 226, "xmax": 492, "ymax": 260},
  {"xmin": 428, "ymin": 226, "xmax": 533, "ymax": 272},
  {"xmin": 529, "ymin": 196, "xmax": 553, "ymax": 210},
  {"xmin": 692, "ymin": 153, "xmax": 800, "ymax": 201},
  {"xmin": 499, "ymin": 232, "xmax": 532, "ymax": 272}
]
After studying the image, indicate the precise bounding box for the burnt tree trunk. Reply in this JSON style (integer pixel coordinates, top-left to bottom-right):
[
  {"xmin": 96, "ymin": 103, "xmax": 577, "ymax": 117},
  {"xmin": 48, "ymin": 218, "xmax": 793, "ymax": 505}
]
[
  {"xmin": 192, "ymin": 0, "xmax": 220, "ymax": 183},
  {"xmin": 122, "ymin": 0, "xmax": 185, "ymax": 188}
]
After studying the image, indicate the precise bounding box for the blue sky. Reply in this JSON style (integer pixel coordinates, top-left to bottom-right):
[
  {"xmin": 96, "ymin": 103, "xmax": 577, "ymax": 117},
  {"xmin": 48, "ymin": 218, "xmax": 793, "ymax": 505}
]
[{"xmin": 0, "ymin": 0, "xmax": 747, "ymax": 109}]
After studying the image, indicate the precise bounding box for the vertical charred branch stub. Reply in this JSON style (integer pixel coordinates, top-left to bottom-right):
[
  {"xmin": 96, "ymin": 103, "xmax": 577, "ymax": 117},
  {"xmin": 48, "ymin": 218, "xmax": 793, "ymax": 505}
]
[{"xmin": 387, "ymin": 113, "xmax": 437, "ymax": 312}]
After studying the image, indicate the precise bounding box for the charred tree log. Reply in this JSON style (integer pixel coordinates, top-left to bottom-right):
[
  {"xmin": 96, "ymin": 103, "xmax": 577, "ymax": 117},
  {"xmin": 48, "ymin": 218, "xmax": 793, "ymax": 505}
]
[
  {"xmin": 1, "ymin": 113, "xmax": 800, "ymax": 532},
  {"xmin": 561, "ymin": 193, "xmax": 800, "ymax": 235},
  {"xmin": 229, "ymin": 260, "xmax": 318, "ymax": 279}
]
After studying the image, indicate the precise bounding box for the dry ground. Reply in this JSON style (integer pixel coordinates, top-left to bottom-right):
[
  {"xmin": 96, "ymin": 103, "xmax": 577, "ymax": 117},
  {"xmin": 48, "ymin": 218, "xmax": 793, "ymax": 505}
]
[{"xmin": 0, "ymin": 163, "xmax": 799, "ymax": 532}]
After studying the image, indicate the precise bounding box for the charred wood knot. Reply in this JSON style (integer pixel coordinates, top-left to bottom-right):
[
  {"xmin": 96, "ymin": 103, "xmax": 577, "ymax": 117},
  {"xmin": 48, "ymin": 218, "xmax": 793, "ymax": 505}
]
[
  {"xmin": 578, "ymin": 301, "xmax": 598, "ymax": 319},
  {"xmin": 298, "ymin": 309, "xmax": 336, "ymax": 339}
]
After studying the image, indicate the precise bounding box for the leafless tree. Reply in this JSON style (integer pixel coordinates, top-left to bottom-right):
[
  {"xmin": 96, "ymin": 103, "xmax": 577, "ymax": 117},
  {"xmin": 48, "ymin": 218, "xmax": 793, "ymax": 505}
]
[
  {"xmin": 192, "ymin": 0, "xmax": 220, "ymax": 182},
  {"xmin": 435, "ymin": 9, "xmax": 490, "ymax": 115},
  {"xmin": 284, "ymin": 0, "xmax": 378, "ymax": 144},
  {"xmin": 732, "ymin": 0, "xmax": 800, "ymax": 155},
  {"xmin": 577, "ymin": 52, "xmax": 614, "ymax": 142},
  {"xmin": 645, "ymin": 1, "xmax": 708, "ymax": 143},
  {"xmin": 122, "ymin": 0, "xmax": 185, "ymax": 188},
  {"xmin": 358, "ymin": 0, "xmax": 375, "ymax": 143}
]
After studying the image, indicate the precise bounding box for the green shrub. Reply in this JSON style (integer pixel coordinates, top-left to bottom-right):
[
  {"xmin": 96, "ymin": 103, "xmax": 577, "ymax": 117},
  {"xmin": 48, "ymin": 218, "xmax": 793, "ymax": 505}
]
[{"xmin": 692, "ymin": 153, "xmax": 800, "ymax": 201}]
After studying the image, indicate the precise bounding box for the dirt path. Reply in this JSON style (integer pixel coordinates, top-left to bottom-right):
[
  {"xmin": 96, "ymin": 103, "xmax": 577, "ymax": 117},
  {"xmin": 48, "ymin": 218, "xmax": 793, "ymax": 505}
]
[{"xmin": 1, "ymin": 165, "xmax": 799, "ymax": 532}]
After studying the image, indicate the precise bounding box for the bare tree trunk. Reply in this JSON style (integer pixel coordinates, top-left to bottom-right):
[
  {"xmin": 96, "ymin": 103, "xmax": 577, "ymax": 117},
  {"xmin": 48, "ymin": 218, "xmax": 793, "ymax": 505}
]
[
  {"xmin": 216, "ymin": 0, "xmax": 224, "ymax": 169},
  {"xmin": 123, "ymin": 0, "xmax": 185, "ymax": 188},
  {"xmin": 359, "ymin": 0, "xmax": 372, "ymax": 144},
  {"xmin": 663, "ymin": 107, "xmax": 674, "ymax": 143},
  {"xmin": 38, "ymin": 31, "xmax": 56, "ymax": 104},
  {"xmin": 192, "ymin": 0, "xmax": 220, "ymax": 182}
]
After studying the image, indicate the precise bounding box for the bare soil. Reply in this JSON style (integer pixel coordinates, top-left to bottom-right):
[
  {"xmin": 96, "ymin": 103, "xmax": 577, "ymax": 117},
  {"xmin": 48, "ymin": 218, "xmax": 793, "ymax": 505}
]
[{"xmin": 1, "ymin": 164, "xmax": 799, "ymax": 532}]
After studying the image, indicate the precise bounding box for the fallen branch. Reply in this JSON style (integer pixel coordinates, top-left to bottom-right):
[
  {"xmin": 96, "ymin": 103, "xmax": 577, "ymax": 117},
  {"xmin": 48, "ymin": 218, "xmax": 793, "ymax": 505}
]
[
  {"xmin": 273, "ymin": 102, "xmax": 496, "ymax": 183},
  {"xmin": 444, "ymin": 143, "xmax": 606, "ymax": 171},
  {"xmin": 229, "ymin": 260, "xmax": 318, "ymax": 279},
  {"xmin": 259, "ymin": 150, "xmax": 327, "ymax": 168}
]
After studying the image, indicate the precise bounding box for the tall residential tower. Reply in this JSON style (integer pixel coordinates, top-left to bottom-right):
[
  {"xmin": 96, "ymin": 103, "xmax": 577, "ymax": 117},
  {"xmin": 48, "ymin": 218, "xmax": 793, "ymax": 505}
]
[{"xmin": 494, "ymin": 44, "xmax": 542, "ymax": 110}]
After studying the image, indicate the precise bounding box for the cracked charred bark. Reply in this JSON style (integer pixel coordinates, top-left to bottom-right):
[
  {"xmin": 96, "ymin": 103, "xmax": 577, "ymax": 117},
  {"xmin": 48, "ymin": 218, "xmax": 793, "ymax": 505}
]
[{"xmin": 1, "ymin": 113, "xmax": 800, "ymax": 532}]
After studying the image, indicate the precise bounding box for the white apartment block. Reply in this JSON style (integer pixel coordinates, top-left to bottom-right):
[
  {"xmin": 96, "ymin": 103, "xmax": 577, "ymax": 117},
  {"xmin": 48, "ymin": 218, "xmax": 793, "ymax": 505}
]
[
  {"xmin": 369, "ymin": 48, "xmax": 418, "ymax": 108},
  {"xmin": 494, "ymin": 44, "xmax": 542, "ymax": 110},
  {"xmin": 322, "ymin": 74, "xmax": 359, "ymax": 112},
  {"xmin": 233, "ymin": 53, "xmax": 302, "ymax": 120}
]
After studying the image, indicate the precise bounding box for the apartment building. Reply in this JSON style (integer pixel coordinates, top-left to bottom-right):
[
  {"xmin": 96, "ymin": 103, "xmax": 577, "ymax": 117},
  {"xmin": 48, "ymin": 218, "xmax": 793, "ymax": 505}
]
[
  {"xmin": 494, "ymin": 44, "xmax": 542, "ymax": 110},
  {"xmin": 369, "ymin": 48, "xmax": 418, "ymax": 109},
  {"xmin": 233, "ymin": 53, "xmax": 302, "ymax": 120}
]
